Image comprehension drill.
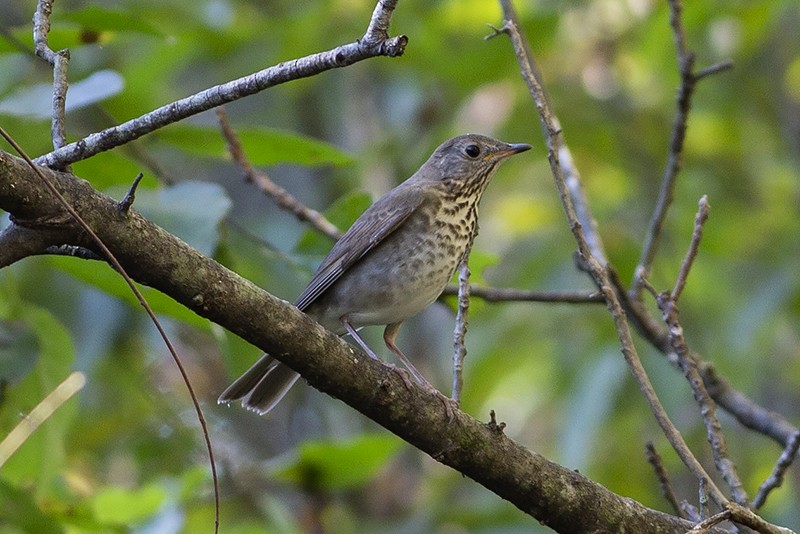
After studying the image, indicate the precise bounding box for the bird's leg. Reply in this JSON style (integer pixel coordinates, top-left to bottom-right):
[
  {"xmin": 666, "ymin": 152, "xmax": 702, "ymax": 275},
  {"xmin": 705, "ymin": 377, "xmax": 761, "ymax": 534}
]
[
  {"xmin": 341, "ymin": 319, "xmax": 380, "ymax": 360},
  {"xmin": 384, "ymin": 323, "xmax": 457, "ymax": 421},
  {"xmin": 383, "ymin": 322, "xmax": 428, "ymax": 384},
  {"xmin": 341, "ymin": 319, "xmax": 414, "ymax": 390}
]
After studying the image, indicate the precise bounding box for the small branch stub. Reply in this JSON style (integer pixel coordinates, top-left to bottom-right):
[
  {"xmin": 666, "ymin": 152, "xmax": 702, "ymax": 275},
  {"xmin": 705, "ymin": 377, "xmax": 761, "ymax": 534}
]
[{"xmin": 487, "ymin": 410, "xmax": 506, "ymax": 434}]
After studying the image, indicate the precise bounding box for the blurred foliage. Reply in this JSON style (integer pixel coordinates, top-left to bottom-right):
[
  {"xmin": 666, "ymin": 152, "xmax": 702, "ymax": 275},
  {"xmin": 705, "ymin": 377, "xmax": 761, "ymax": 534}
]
[{"xmin": 1, "ymin": 0, "xmax": 799, "ymax": 532}]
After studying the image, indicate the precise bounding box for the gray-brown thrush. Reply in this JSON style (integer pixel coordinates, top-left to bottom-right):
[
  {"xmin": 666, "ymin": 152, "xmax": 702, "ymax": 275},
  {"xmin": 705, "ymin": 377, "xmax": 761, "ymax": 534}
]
[{"xmin": 218, "ymin": 134, "xmax": 531, "ymax": 414}]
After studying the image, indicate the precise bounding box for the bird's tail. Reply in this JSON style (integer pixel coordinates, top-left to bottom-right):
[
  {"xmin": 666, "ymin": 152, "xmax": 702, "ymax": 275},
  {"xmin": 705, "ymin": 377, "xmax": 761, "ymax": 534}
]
[{"xmin": 218, "ymin": 354, "xmax": 300, "ymax": 415}]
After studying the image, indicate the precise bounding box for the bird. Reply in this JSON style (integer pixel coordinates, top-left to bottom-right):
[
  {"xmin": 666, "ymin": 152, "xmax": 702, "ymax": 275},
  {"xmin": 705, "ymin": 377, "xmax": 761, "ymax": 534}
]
[{"xmin": 218, "ymin": 133, "xmax": 531, "ymax": 414}]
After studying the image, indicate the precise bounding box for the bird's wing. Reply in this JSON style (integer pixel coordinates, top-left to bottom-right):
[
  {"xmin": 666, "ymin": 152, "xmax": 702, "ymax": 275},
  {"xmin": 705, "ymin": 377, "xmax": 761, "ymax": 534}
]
[{"xmin": 294, "ymin": 184, "xmax": 428, "ymax": 311}]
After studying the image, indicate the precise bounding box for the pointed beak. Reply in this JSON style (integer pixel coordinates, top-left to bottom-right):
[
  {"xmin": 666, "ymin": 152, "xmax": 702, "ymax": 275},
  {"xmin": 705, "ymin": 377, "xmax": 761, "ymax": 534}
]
[
  {"xmin": 507, "ymin": 143, "xmax": 532, "ymax": 154},
  {"xmin": 485, "ymin": 142, "xmax": 532, "ymax": 161}
]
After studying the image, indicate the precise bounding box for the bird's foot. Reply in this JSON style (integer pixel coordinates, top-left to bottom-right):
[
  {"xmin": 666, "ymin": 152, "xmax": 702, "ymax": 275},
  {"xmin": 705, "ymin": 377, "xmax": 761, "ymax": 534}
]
[
  {"xmin": 416, "ymin": 382, "xmax": 458, "ymax": 422},
  {"xmin": 433, "ymin": 389, "xmax": 459, "ymax": 422},
  {"xmin": 386, "ymin": 363, "xmax": 415, "ymax": 390},
  {"xmin": 385, "ymin": 363, "xmax": 458, "ymax": 421}
]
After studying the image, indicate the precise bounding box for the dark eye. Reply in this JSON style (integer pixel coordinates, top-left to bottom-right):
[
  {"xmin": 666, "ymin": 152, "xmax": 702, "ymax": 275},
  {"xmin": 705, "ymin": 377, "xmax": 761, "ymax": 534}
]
[{"xmin": 464, "ymin": 144, "xmax": 480, "ymax": 158}]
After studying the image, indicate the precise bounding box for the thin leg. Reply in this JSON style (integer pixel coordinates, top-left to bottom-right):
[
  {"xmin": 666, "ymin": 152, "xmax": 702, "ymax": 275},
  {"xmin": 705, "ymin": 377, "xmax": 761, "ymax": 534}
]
[
  {"xmin": 342, "ymin": 319, "xmax": 380, "ymax": 360},
  {"xmin": 384, "ymin": 323, "xmax": 457, "ymax": 421},
  {"xmin": 343, "ymin": 318, "xmax": 413, "ymax": 389},
  {"xmin": 383, "ymin": 322, "xmax": 428, "ymax": 385}
]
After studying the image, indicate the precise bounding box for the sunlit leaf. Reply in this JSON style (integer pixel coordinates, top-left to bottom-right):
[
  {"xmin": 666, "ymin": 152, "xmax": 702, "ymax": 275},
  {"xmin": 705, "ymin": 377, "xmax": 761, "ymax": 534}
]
[
  {"xmin": 269, "ymin": 434, "xmax": 403, "ymax": 491},
  {"xmin": 57, "ymin": 6, "xmax": 162, "ymax": 36},
  {"xmin": 91, "ymin": 484, "xmax": 167, "ymax": 525},
  {"xmin": 156, "ymin": 125, "xmax": 353, "ymax": 167}
]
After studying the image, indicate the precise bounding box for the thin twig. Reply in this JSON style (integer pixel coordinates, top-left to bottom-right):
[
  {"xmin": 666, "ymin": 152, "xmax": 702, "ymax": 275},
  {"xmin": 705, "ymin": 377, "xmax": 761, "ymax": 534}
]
[
  {"xmin": 33, "ymin": 0, "xmax": 70, "ymax": 159},
  {"xmin": 215, "ymin": 107, "xmax": 342, "ymax": 241},
  {"xmin": 451, "ymin": 256, "xmax": 470, "ymax": 404},
  {"xmin": 441, "ymin": 285, "xmax": 603, "ymax": 303},
  {"xmin": 0, "ymin": 127, "xmax": 221, "ymax": 533},
  {"xmin": 654, "ymin": 297, "xmax": 750, "ymax": 507},
  {"xmin": 649, "ymin": 197, "xmax": 748, "ymax": 506},
  {"xmin": 685, "ymin": 509, "xmax": 732, "ymax": 534},
  {"xmin": 699, "ymin": 361, "xmax": 799, "ymax": 451},
  {"xmin": 34, "ymin": 1, "xmax": 407, "ymax": 169},
  {"xmin": 724, "ymin": 502, "xmax": 796, "ymax": 534},
  {"xmin": 696, "ymin": 60, "xmax": 734, "ymax": 81},
  {"xmin": 672, "ymin": 196, "xmax": 709, "ymax": 302},
  {"xmin": 630, "ymin": 0, "xmax": 732, "ymax": 298},
  {"xmin": 752, "ymin": 430, "xmax": 800, "ymax": 510},
  {"xmin": 645, "ymin": 441, "xmax": 684, "ymax": 518},
  {"xmin": 698, "ymin": 477, "xmax": 709, "ymax": 519},
  {"xmin": 496, "ymin": 0, "xmax": 731, "ymax": 509}
]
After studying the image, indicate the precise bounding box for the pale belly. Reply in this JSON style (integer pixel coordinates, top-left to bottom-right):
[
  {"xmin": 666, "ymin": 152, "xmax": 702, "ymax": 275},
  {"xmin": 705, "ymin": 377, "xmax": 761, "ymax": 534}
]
[{"xmin": 304, "ymin": 210, "xmax": 471, "ymax": 332}]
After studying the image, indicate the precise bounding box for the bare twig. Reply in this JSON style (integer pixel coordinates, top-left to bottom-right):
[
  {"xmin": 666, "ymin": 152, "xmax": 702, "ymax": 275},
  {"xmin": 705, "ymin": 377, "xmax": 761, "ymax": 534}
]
[
  {"xmin": 34, "ymin": 1, "xmax": 407, "ymax": 169},
  {"xmin": 696, "ymin": 60, "xmax": 735, "ymax": 81},
  {"xmin": 688, "ymin": 502, "xmax": 797, "ymax": 534},
  {"xmin": 649, "ymin": 197, "xmax": 748, "ymax": 506},
  {"xmin": 451, "ymin": 257, "xmax": 470, "ymax": 404},
  {"xmin": 752, "ymin": 430, "xmax": 800, "ymax": 510},
  {"xmin": 645, "ymin": 441, "xmax": 684, "ymax": 518},
  {"xmin": 441, "ymin": 285, "xmax": 603, "ymax": 303},
  {"xmin": 559, "ymin": 144, "xmax": 607, "ymax": 264},
  {"xmin": 496, "ymin": 0, "xmax": 732, "ymax": 510},
  {"xmin": 364, "ymin": 0, "xmax": 399, "ymax": 41},
  {"xmin": 699, "ymin": 362, "xmax": 800, "ymax": 450},
  {"xmin": 0, "ymin": 128, "xmax": 221, "ymax": 533},
  {"xmin": 724, "ymin": 502, "xmax": 796, "ymax": 534},
  {"xmin": 672, "ymin": 196, "xmax": 709, "ymax": 302},
  {"xmin": 494, "ymin": 6, "xmax": 795, "ymax": 530},
  {"xmin": 686, "ymin": 509, "xmax": 732, "ymax": 534},
  {"xmin": 215, "ymin": 107, "xmax": 342, "ymax": 241},
  {"xmin": 32, "ymin": 0, "xmax": 70, "ymax": 158},
  {"xmin": 630, "ymin": 0, "xmax": 733, "ymax": 298}
]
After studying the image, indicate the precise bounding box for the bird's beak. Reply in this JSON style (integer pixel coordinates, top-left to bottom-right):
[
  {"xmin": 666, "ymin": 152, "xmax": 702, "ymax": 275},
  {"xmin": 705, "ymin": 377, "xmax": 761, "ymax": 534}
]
[{"xmin": 484, "ymin": 143, "xmax": 532, "ymax": 161}]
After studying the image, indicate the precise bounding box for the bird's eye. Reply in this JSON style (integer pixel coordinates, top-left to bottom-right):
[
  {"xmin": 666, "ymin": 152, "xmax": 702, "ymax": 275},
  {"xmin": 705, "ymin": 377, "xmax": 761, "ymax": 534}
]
[{"xmin": 464, "ymin": 144, "xmax": 480, "ymax": 158}]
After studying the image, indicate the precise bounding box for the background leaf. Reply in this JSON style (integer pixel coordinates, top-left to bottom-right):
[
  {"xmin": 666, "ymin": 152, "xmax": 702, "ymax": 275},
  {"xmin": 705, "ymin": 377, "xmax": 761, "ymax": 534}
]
[{"xmin": 156, "ymin": 125, "xmax": 354, "ymax": 167}]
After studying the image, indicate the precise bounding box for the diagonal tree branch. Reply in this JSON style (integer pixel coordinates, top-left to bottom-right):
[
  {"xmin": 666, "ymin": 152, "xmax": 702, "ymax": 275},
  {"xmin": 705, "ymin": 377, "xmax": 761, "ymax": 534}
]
[
  {"xmin": 0, "ymin": 149, "xmax": 727, "ymax": 534},
  {"xmin": 33, "ymin": 0, "xmax": 407, "ymax": 169}
]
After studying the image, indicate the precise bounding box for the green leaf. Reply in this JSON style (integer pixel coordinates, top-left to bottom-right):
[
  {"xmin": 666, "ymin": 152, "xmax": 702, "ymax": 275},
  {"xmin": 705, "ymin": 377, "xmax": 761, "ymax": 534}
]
[
  {"xmin": 0, "ymin": 479, "xmax": 63, "ymax": 534},
  {"xmin": 70, "ymin": 150, "xmax": 153, "ymax": 190},
  {"xmin": 48, "ymin": 257, "xmax": 211, "ymax": 330},
  {"xmin": 156, "ymin": 125, "xmax": 354, "ymax": 167},
  {"xmin": 269, "ymin": 434, "xmax": 403, "ymax": 491},
  {"xmin": 56, "ymin": 6, "xmax": 162, "ymax": 36},
  {"xmin": 91, "ymin": 483, "xmax": 167, "ymax": 525},
  {"xmin": 0, "ymin": 303, "xmax": 75, "ymax": 499},
  {"xmin": 105, "ymin": 181, "xmax": 231, "ymax": 256}
]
